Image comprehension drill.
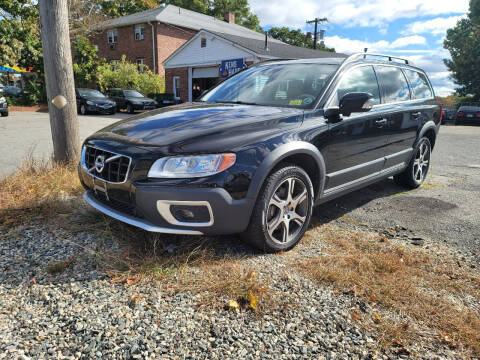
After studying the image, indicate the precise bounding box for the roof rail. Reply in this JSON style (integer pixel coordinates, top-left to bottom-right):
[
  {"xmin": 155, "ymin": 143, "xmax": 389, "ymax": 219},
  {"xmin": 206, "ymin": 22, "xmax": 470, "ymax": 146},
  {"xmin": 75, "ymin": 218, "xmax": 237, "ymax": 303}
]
[{"xmin": 345, "ymin": 53, "xmax": 414, "ymax": 66}]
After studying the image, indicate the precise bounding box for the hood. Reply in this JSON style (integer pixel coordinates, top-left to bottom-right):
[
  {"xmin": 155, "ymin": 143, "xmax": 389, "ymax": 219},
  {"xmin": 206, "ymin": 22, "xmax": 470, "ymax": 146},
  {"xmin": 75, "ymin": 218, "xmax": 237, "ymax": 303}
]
[
  {"xmin": 85, "ymin": 96, "xmax": 115, "ymax": 104},
  {"xmin": 89, "ymin": 102, "xmax": 304, "ymax": 152}
]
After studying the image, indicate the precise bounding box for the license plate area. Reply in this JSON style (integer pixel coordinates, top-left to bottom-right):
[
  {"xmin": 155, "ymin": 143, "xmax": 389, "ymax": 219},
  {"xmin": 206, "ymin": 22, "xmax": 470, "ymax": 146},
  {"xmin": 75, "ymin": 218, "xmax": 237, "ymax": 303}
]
[{"xmin": 93, "ymin": 177, "xmax": 109, "ymax": 201}]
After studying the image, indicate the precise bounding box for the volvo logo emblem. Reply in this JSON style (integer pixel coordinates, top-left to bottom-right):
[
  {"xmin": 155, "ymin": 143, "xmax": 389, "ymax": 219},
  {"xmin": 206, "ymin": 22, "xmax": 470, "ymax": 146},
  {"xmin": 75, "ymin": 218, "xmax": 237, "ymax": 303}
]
[{"xmin": 95, "ymin": 155, "xmax": 106, "ymax": 173}]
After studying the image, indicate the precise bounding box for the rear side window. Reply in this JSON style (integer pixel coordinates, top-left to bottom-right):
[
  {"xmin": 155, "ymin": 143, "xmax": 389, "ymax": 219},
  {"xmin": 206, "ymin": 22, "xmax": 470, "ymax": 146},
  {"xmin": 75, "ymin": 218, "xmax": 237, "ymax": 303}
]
[
  {"xmin": 404, "ymin": 70, "xmax": 433, "ymax": 99},
  {"xmin": 332, "ymin": 65, "xmax": 381, "ymax": 106},
  {"xmin": 375, "ymin": 66, "xmax": 410, "ymax": 103}
]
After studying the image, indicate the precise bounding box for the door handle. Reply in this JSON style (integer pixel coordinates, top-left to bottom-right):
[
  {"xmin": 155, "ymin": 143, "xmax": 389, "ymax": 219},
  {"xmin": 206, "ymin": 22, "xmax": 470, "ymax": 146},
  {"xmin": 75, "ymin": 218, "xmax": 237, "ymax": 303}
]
[{"xmin": 375, "ymin": 118, "xmax": 387, "ymax": 127}]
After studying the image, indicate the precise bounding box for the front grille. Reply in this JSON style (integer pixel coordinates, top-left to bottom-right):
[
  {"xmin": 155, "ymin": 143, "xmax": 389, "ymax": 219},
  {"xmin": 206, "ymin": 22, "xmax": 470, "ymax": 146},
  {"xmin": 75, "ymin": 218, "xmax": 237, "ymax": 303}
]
[
  {"xmin": 93, "ymin": 192, "xmax": 142, "ymax": 218},
  {"xmin": 83, "ymin": 146, "xmax": 131, "ymax": 183}
]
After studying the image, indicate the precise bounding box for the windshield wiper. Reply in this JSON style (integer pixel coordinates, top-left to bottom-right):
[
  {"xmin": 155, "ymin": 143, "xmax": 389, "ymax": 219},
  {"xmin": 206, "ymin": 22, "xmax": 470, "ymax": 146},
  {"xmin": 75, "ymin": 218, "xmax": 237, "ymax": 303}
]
[{"xmin": 213, "ymin": 100, "xmax": 258, "ymax": 106}]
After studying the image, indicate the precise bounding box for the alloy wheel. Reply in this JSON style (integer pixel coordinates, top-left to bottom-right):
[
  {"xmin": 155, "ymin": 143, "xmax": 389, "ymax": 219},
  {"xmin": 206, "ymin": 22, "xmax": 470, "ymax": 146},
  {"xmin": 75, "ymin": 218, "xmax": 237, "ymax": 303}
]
[
  {"xmin": 413, "ymin": 141, "xmax": 430, "ymax": 183},
  {"xmin": 265, "ymin": 177, "xmax": 309, "ymax": 244},
  {"xmin": 80, "ymin": 105, "xmax": 86, "ymax": 115}
]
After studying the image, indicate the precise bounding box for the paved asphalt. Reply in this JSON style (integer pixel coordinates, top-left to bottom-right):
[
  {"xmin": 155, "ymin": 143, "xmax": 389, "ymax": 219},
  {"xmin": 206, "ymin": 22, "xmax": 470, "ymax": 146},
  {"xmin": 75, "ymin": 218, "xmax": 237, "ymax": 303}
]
[
  {"xmin": 0, "ymin": 111, "xmax": 129, "ymax": 178},
  {"xmin": 1, "ymin": 112, "xmax": 479, "ymax": 254}
]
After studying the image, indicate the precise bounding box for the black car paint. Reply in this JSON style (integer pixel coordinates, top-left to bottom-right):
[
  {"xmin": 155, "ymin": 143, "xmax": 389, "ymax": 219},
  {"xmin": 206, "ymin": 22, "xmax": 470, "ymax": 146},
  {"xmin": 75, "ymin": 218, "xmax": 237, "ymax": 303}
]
[
  {"xmin": 107, "ymin": 89, "xmax": 157, "ymax": 112},
  {"xmin": 76, "ymin": 89, "xmax": 116, "ymax": 115},
  {"xmin": 79, "ymin": 59, "xmax": 441, "ymax": 235}
]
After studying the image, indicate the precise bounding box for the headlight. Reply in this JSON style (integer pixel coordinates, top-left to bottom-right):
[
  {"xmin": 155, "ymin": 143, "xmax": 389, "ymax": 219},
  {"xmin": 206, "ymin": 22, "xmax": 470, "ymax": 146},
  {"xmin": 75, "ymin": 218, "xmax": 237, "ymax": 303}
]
[
  {"xmin": 0, "ymin": 97, "xmax": 5, "ymax": 103},
  {"xmin": 86, "ymin": 100, "xmax": 94, "ymax": 105},
  {"xmin": 147, "ymin": 153, "xmax": 236, "ymax": 178}
]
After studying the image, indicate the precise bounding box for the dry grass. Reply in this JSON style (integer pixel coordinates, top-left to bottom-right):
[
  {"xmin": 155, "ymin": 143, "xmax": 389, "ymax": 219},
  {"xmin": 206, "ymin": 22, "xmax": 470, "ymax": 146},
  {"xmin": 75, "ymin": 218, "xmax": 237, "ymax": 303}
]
[
  {"xmin": 296, "ymin": 224, "xmax": 480, "ymax": 356},
  {"xmin": 97, "ymin": 227, "xmax": 276, "ymax": 312},
  {"xmin": 0, "ymin": 158, "xmax": 83, "ymax": 227}
]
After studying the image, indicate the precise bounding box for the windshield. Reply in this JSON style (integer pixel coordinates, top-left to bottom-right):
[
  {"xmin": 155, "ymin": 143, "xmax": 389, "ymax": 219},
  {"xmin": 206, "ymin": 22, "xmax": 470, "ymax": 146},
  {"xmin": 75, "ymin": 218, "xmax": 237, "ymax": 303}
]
[
  {"xmin": 78, "ymin": 89, "xmax": 106, "ymax": 98},
  {"xmin": 201, "ymin": 63, "xmax": 339, "ymax": 108},
  {"xmin": 124, "ymin": 90, "xmax": 145, "ymax": 98}
]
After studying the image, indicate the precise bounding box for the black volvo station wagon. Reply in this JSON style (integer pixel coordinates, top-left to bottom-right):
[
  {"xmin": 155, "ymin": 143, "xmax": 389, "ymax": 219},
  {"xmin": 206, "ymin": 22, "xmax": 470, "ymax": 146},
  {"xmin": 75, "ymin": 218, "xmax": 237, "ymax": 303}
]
[{"xmin": 79, "ymin": 53, "xmax": 441, "ymax": 252}]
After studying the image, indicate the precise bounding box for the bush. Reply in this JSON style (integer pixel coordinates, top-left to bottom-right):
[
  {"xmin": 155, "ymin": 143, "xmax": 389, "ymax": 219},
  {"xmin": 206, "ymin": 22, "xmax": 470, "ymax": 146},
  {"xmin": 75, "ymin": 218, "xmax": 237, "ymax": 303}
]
[{"xmin": 97, "ymin": 55, "xmax": 165, "ymax": 95}]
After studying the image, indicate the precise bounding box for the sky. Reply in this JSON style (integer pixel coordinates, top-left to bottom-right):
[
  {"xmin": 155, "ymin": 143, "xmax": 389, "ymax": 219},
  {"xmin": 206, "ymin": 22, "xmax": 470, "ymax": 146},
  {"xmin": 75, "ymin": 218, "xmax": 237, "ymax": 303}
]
[{"xmin": 249, "ymin": 0, "xmax": 470, "ymax": 97}]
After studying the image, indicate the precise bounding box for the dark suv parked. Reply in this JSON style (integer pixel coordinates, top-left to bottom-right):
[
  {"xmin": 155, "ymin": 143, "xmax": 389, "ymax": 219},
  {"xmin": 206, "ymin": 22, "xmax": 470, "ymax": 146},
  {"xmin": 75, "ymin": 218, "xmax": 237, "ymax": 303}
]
[
  {"xmin": 79, "ymin": 54, "xmax": 441, "ymax": 252},
  {"xmin": 107, "ymin": 89, "xmax": 157, "ymax": 114}
]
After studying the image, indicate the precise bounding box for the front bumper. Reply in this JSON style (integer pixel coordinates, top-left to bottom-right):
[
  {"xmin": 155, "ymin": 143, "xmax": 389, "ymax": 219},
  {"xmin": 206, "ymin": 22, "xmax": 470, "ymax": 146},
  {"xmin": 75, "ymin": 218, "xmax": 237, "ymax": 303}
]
[
  {"xmin": 80, "ymin": 169, "xmax": 254, "ymax": 235},
  {"xmin": 0, "ymin": 102, "xmax": 7, "ymax": 112},
  {"xmin": 87, "ymin": 104, "xmax": 116, "ymax": 113}
]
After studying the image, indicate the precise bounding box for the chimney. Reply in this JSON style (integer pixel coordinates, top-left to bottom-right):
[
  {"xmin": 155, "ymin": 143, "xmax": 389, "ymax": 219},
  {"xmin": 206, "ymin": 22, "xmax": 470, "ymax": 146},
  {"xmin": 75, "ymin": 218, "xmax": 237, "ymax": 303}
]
[
  {"xmin": 306, "ymin": 32, "xmax": 312, "ymax": 40},
  {"xmin": 224, "ymin": 11, "xmax": 235, "ymax": 23}
]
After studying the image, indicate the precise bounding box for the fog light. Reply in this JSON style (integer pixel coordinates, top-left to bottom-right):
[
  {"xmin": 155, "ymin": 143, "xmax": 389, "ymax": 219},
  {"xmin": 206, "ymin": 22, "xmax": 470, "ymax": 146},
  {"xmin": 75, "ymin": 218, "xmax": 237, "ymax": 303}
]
[{"xmin": 174, "ymin": 209, "xmax": 195, "ymax": 221}]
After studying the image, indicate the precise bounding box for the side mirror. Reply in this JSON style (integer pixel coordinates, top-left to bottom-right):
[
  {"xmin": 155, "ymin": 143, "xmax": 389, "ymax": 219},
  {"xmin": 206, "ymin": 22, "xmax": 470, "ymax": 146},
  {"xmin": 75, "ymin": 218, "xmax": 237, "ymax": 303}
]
[{"xmin": 339, "ymin": 92, "xmax": 374, "ymax": 117}]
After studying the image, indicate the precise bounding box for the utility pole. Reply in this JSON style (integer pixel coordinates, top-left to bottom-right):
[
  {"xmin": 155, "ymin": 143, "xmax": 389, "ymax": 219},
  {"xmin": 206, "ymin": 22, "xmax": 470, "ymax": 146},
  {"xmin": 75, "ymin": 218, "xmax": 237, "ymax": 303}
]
[
  {"xmin": 39, "ymin": 0, "xmax": 80, "ymax": 163},
  {"xmin": 306, "ymin": 17, "xmax": 328, "ymax": 49}
]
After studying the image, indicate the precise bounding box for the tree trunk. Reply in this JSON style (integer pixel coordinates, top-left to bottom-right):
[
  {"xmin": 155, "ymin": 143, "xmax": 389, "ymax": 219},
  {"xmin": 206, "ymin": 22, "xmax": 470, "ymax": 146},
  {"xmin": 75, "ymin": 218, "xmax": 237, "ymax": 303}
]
[{"xmin": 39, "ymin": 0, "xmax": 79, "ymax": 163}]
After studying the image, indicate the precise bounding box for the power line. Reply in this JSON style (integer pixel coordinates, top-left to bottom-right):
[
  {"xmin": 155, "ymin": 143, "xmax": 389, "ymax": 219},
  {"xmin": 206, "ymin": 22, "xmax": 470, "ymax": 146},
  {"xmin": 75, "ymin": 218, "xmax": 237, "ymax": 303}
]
[{"xmin": 306, "ymin": 17, "xmax": 328, "ymax": 49}]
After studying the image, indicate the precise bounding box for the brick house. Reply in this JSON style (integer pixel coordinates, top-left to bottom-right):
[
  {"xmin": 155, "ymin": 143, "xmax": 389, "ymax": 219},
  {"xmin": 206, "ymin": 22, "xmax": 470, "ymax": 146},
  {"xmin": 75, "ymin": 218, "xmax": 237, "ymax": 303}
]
[{"xmin": 90, "ymin": 4, "xmax": 276, "ymax": 77}]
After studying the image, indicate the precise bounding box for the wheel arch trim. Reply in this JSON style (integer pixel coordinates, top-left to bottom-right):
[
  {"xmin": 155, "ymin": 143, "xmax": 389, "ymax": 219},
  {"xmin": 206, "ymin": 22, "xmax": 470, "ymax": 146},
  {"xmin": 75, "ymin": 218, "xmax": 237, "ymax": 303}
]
[
  {"xmin": 416, "ymin": 120, "xmax": 439, "ymax": 149},
  {"xmin": 246, "ymin": 141, "xmax": 326, "ymax": 201}
]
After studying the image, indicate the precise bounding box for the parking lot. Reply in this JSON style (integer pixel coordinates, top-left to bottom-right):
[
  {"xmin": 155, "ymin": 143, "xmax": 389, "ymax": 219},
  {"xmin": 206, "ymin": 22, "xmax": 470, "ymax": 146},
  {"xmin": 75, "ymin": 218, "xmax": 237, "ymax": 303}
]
[{"xmin": 0, "ymin": 111, "xmax": 130, "ymax": 178}]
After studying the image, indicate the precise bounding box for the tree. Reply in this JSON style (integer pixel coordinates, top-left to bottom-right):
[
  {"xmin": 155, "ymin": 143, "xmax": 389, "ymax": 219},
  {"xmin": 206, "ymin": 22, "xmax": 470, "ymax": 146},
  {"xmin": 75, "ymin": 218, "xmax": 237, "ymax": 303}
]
[
  {"xmin": 268, "ymin": 27, "xmax": 335, "ymax": 52},
  {"xmin": 97, "ymin": 55, "xmax": 165, "ymax": 95},
  {"xmin": 444, "ymin": 0, "xmax": 480, "ymax": 99},
  {"xmin": 72, "ymin": 36, "xmax": 106, "ymax": 87},
  {"xmin": 39, "ymin": 0, "xmax": 80, "ymax": 163},
  {"xmin": 0, "ymin": 1, "xmax": 43, "ymax": 74}
]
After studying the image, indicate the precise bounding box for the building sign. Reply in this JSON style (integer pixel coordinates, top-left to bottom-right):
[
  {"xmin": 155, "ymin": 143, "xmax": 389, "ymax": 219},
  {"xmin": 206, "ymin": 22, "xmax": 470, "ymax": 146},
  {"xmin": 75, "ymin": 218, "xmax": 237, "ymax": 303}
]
[{"xmin": 219, "ymin": 58, "xmax": 247, "ymax": 79}]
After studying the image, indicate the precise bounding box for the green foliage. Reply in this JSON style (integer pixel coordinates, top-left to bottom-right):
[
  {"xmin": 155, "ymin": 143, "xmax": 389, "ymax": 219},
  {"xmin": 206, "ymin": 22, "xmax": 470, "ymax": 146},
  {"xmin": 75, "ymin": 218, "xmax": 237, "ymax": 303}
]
[
  {"xmin": 268, "ymin": 27, "xmax": 335, "ymax": 52},
  {"xmin": 97, "ymin": 55, "xmax": 165, "ymax": 94},
  {"xmin": 5, "ymin": 78, "xmax": 46, "ymax": 106},
  {"xmin": 444, "ymin": 0, "xmax": 480, "ymax": 99},
  {"xmin": 0, "ymin": 0, "xmax": 43, "ymax": 73},
  {"xmin": 72, "ymin": 37, "xmax": 106, "ymax": 88}
]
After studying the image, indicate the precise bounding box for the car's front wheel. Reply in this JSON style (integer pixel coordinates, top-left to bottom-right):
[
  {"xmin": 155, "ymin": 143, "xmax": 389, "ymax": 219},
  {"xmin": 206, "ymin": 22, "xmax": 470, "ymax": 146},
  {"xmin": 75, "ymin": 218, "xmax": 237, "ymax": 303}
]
[
  {"xmin": 394, "ymin": 137, "xmax": 431, "ymax": 189},
  {"xmin": 80, "ymin": 104, "xmax": 87, "ymax": 115},
  {"xmin": 242, "ymin": 165, "xmax": 314, "ymax": 252},
  {"xmin": 127, "ymin": 104, "xmax": 134, "ymax": 114}
]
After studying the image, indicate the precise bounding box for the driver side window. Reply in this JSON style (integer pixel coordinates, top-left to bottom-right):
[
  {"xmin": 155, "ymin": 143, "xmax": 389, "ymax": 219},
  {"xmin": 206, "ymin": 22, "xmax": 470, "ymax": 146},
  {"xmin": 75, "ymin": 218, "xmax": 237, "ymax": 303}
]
[{"xmin": 331, "ymin": 66, "xmax": 381, "ymax": 107}]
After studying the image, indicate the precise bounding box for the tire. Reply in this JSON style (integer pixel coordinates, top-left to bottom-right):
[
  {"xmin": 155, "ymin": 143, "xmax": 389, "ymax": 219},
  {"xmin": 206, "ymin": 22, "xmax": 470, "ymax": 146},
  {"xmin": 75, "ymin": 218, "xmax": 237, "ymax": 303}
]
[
  {"xmin": 0, "ymin": 111, "xmax": 7, "ymax": 117},
  {"xmin": 394, "ymin": 137, "xmax": 431, "ymax": 189},
  {"xmin": 80, "ymin": 104, "xmax": 87, "ymax": 115},
  {"xmin": 241, "ymin": 164, "xmax": 314, "ymax": 253},
  {"xmin": 127, "ymin": 104, "xmax": 134, "ymax": 114},
  {"xmin": 110, "ymin": 107, "xmax": 116, "ymax": 115}
]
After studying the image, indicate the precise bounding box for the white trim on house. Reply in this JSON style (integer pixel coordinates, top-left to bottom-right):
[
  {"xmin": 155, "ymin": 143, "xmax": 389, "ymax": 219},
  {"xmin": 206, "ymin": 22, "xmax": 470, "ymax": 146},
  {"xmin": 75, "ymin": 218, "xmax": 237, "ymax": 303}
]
[{"xmin": 163, "ymin": 30, "xmax": 275, "ymax": 69}]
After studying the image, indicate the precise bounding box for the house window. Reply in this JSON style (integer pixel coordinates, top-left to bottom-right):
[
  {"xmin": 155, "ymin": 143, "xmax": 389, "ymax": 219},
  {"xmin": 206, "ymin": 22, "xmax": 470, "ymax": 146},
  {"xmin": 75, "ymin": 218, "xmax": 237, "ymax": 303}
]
[
  {"xmin": 107, "ymin": 29, "xmax": 118, "ymax": 43},
  {"xmin": 135, "ymin": 24, "xmax": 145, "ymax": 41},
  {"xmin": 173, "ymin": 76, "xmax": 180, "ymax": 99},
  {"xmin": 201, "ymin": 38, "xmax": 207, "ymax": 48},
  {"xmin": 136, "ymin": 58, "xmax": 145, "ymax": 72}
]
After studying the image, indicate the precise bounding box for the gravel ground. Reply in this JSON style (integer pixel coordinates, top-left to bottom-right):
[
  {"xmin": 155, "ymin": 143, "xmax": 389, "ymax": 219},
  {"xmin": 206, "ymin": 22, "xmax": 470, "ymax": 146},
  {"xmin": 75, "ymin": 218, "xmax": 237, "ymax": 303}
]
[{"xmin": 0, "ymin": 217, "xmax": 474, "ymax": 360}]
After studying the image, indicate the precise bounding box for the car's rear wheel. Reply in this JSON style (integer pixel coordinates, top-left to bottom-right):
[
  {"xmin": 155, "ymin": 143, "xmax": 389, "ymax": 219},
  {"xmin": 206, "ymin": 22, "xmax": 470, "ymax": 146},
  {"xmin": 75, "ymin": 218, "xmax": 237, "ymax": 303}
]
[
  {"xmin": 242, "ymin": 164, "xmax": 313, "ymax": 252},
  {"xmin": 394, "ymin": 137, "xmax": 431, "ymax": 189}
]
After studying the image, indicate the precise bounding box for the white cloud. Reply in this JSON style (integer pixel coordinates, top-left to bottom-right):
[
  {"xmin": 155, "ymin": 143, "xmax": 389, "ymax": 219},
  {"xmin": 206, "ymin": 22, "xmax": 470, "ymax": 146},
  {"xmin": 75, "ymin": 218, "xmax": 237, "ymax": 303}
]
[
  {"xmin": 324, "ymin": 35, "xmax": 426, "ymax": 53},
  {"xmin": 402, "ymin": 15, "xmax": 466, "ymax": 36},
  {"xmin": 390, "ymin": 35, "xmax": 426, "ymax": 48},
  {"xmin": 250, "ymin": 0, "xmax": 469, "ymax": 29}
]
